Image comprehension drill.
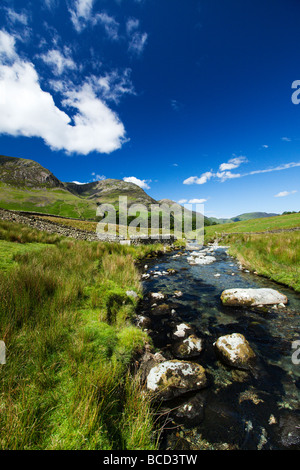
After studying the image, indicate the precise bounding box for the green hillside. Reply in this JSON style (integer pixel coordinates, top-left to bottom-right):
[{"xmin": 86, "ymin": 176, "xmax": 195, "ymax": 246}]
[
  {"xmin": 205, "ymin": 212, "xmax": 300, "ymax": 240},
  {"xmin": 210, "ymin": 211, "xmax": 279, "ymax": 225}
]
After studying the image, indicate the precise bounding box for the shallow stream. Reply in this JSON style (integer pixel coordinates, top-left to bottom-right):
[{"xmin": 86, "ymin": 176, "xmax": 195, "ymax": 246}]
[{"xmin": 138, "ymin": 242, "xmax": 300, "ymax": 450}]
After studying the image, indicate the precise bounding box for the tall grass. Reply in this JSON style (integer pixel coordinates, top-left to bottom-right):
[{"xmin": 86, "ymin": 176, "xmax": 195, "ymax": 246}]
[
  {"xmin": 0, "ymin": 222, "xmax": 162, "ymax": 449},
  {"xmin": 224, "ymin": 232, "xmax": 300, "ymax": 292}
]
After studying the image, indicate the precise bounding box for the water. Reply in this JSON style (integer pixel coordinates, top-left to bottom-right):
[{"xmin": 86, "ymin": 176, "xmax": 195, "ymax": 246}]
[{"xmin": 138, "ymin": 243, "xmax": 300, "ymax": 450}]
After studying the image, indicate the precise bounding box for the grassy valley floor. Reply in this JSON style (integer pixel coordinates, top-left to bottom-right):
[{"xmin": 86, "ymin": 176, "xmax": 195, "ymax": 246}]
[
  {"xmin": 205, "ymin": 213, "xmax": 300, "ymax": 293},
  {"xmin": 0, "ymin": 220, "xmax": 163, "ymax": 450}
]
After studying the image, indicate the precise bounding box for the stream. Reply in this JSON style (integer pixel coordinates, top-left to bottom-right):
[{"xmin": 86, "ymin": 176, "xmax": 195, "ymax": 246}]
[{"xmin": 137, "ymin": 242, "xmax": 300, "ymax": 450}]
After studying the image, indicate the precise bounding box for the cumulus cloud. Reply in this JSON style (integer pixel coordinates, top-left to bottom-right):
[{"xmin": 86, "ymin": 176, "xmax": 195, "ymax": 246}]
[
  {"xmin": 0, "ymin": 31, "xmax": 127, "ymax": 155},
  {"xmin": 123, "ymin": 176, "xmax": 150, "ymax": 189},
  {"xmin": 274, "ymin": 190, "xmax": 297, "ymax": 198}
]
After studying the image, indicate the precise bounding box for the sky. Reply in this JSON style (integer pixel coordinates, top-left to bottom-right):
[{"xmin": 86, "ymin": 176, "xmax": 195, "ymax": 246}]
[{"xmin": 0, "ymin": 0, "xmax": 300, "ymax": 219}]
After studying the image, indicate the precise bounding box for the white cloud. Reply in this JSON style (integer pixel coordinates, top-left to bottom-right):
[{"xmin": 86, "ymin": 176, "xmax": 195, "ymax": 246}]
[
  {"xmin": 123, "ymin": 176, "xmax": 150, "ymax": 189},
  {"xmin": 91, "ymin": 173, "xmax": 106, "ymax": 181},
  {"xmin": 93, "ymin": 68, "xmax": 135, "ymax": 103},
  {"xmin": 128, "ymin": 31, "xmax": 148, "ymax": 55},
  {"xmin": 126, "ymin": 18, "xmax": 140, "ymax": 35},
  {"xmin": 94, "ymin": 13, "xmax": 120, "ymax": 41},
  {"xmin": 126, "ymin": 17, "xmax": 147, "ymax": 56},
  {"xmin": 5, "ymin": 8, "xmax": 29, "ymax": 26},
  {"xmin": 219, "ymin": 155, "xmax": 247, "ymax": 171},
  {"xmin": 281, "ymin": 137, "xmax": 291, "ymax": 142},
  {"xmin": 215, "ymin": 171, "xmax": 241, "ymax": 182},
  {"xmin": 0, "ymin": 30, "xmax": 17, "ymax": 60},
  {"xmin": 178, "ymin": 199, "xmax": 187, "ymax": 204},
  {"xmin": 274, "ymin": 190, "xmax": 297, "ymax": 198},
  {"xmin": 183, "ymin": 158, "xmax": 300, "ymax": 185},
  {"xmin": 69, "ymin": 0, "xmax": 95, "ymax": 32},
  {"xmin": 246, "ymin": 162, "xmax": 300, "ymax": 176},
  {"xmin": 0, "ymin": 32, "xmax": 127, "ymax": 155},
  {"xmin": 39, "ymin": 48, "xmax": 76, "ymax": 75},
  {"xmin": 262, "ymin": 144, "xmax": 269, "ymax": 148},
  {"xmin": 72, "ymin": 180, "xmax": 87, "ymax": 185},
  {"xmin": 188, "ymin": 198, "xmax": 207, "ymax": 204},
  {"xmin": 183, "ymin": 171, "xmax": 213, "ymax": 185}
]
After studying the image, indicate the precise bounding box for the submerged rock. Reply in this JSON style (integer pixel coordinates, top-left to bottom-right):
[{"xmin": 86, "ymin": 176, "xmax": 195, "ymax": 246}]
[
  {"xmin": 220, "ymin": 288, "xmax": 288, "ymax": 307},
  {"xmin": 146, "ymin": 360, "xmax": 208, "ymax": 400},
  {"xmin": 165, "ymin": 394, "xmax": 205, "ymax": 427},
  {"xmin": 214, "ymin": 333, "xmax": 256, "ymax": 370}
]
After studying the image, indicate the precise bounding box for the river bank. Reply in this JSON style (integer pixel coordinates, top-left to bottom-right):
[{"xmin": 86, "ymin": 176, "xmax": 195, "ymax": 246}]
[{"xmin": 136, "ymin": 241, "xmax": 300, "ymax": 450}]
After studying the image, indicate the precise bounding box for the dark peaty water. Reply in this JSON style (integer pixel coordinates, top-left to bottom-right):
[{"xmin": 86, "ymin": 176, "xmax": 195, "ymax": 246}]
[{"xmin": 138, "ymin": 242, "xmax": 300, "ymax": 450}]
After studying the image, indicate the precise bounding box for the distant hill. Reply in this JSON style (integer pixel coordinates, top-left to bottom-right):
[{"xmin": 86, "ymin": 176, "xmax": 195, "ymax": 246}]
[{"xmin": 210, "ymin": 212, "xmax": 279, "ymax": 225}]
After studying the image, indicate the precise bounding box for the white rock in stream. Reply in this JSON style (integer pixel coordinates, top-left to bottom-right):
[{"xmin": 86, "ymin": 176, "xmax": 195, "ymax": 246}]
[
  {"xmin": 221, "ymin": 288, "xmax": 288, "ymax": 307},
  {"xmin": 146, "ymin": 360, "xmax": 208, "ymax": 400},
  {"xmin": 214, "ymin": 333, "xmax": 256, "ymax": 370}
]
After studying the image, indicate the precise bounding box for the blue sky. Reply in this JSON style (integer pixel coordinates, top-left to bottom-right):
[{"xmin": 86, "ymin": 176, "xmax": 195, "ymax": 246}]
[{"xmin": 0, "ymin": 0, "xmax": 300, "ymax": 218}]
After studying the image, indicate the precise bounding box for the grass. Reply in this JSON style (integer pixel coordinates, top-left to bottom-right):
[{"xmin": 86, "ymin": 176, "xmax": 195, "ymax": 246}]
[
  {"xmin": 204, "ymin": 213, "xmax": 300, "ymax": 292},
  {"xmin": 0, "ymin": 220, "xmax": 164, "ymax": 450},
  {"xmin": 204, "ymin": 212, "xmax": 300, "ymax": 241},
  {"xmin": 0, "ymin": 183, "xmax": 97, "ymax": 219},
  {"xmin": 222, "ymin": 231, "xmax": 300, "ymax": 292}
]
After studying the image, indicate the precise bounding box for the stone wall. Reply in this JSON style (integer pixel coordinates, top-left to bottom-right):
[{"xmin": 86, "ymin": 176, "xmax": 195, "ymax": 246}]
[{"xmin": 0, "ymin": 209, "xmax": 176, "ymax": 245}]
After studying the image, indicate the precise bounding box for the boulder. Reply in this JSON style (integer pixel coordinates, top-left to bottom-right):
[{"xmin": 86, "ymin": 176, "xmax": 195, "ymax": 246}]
[
  {"xmin": 172, "ymin": 334, "xmax": 203, "ymax": 359},
  {"xmin": 146, "ymin": 360, "xmax": 208, "ymax": 400},
  {"xmin": 214, "ymin": 333, "xmax": 256, "ymax": 370},
  {"xmin": 220, "ymin": 288, "xmax": 288, "ymax": 307}
]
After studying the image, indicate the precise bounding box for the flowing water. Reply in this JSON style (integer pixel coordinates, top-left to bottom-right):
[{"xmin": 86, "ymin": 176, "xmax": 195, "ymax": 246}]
[{"xmin": 138, "ymin": 242, "xmax": 300, "ymax": 450}]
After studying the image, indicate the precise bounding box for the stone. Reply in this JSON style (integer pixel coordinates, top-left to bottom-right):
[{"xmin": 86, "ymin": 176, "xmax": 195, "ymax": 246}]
[
  {"xmin": 151, "ymin": 303, "xmax": 170, "ymax": 316},
  {"xmin": 173, "ymin": 290, "xmax": 183, "ymax": 298},
  {"xmin": 151, "ymin": 292, "xmax": 165, "ymax": 300},
  {"xmin": 220, "ymin": 288, "xmax": 288, "ymax": 307},
  {"xmin": 135, "ymin": 315, "xmax": 152, "ymax": 330},
  {"xmin": 126, "ymin": 290, "xmax": 138, "ymax": 299},
  {"xmin": 214, "ymin": 333, "xmax": 256, "ymax": 370},
  {"xmin": 146, "ymin": 360, "xmax": 208, "ymax": 401},
  {"xmin": 171, "ymin": 323, "xmax": 194, "ymax": 340},
  {"xmin": 172, "ymin": 334, "xmax": 203, "ymax": 359}
]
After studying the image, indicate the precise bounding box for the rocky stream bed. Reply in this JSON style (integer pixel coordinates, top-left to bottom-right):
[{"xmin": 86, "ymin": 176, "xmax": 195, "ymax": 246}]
[{"xmin": 135, "ymin": 242, "xmax": 300, "ymax": 450}]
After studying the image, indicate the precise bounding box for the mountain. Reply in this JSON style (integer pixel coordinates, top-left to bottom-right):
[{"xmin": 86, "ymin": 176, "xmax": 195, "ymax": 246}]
[
  {"xmin": 0, "ymin": 155, "xmax": 282, "ymax": 225},
  {"xmin": 0, "ymin": 155, "xmax": 64, "ymax": 189},
  {"xmin": 0, "ymin": 155, "xmax": 157, "ymax": 219},
  {"xmin": 66, "ymin": 179, "xmax": 157, "ymax": 209},
  {"xmin": 210, "ymin": 212, "xmax": 279, "ymax": 225}
]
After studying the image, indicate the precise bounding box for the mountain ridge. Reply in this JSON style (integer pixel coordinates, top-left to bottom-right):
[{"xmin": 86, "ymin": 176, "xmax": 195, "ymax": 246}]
[{"xmin": 0, "ymin": 155, "xmax": 284, "ymax": 223}]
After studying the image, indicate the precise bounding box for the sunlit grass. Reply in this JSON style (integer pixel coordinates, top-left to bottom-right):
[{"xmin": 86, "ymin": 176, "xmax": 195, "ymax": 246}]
[{"xmin": 0, "ymin": 220, "xmax": 163, "ymax": 450}]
